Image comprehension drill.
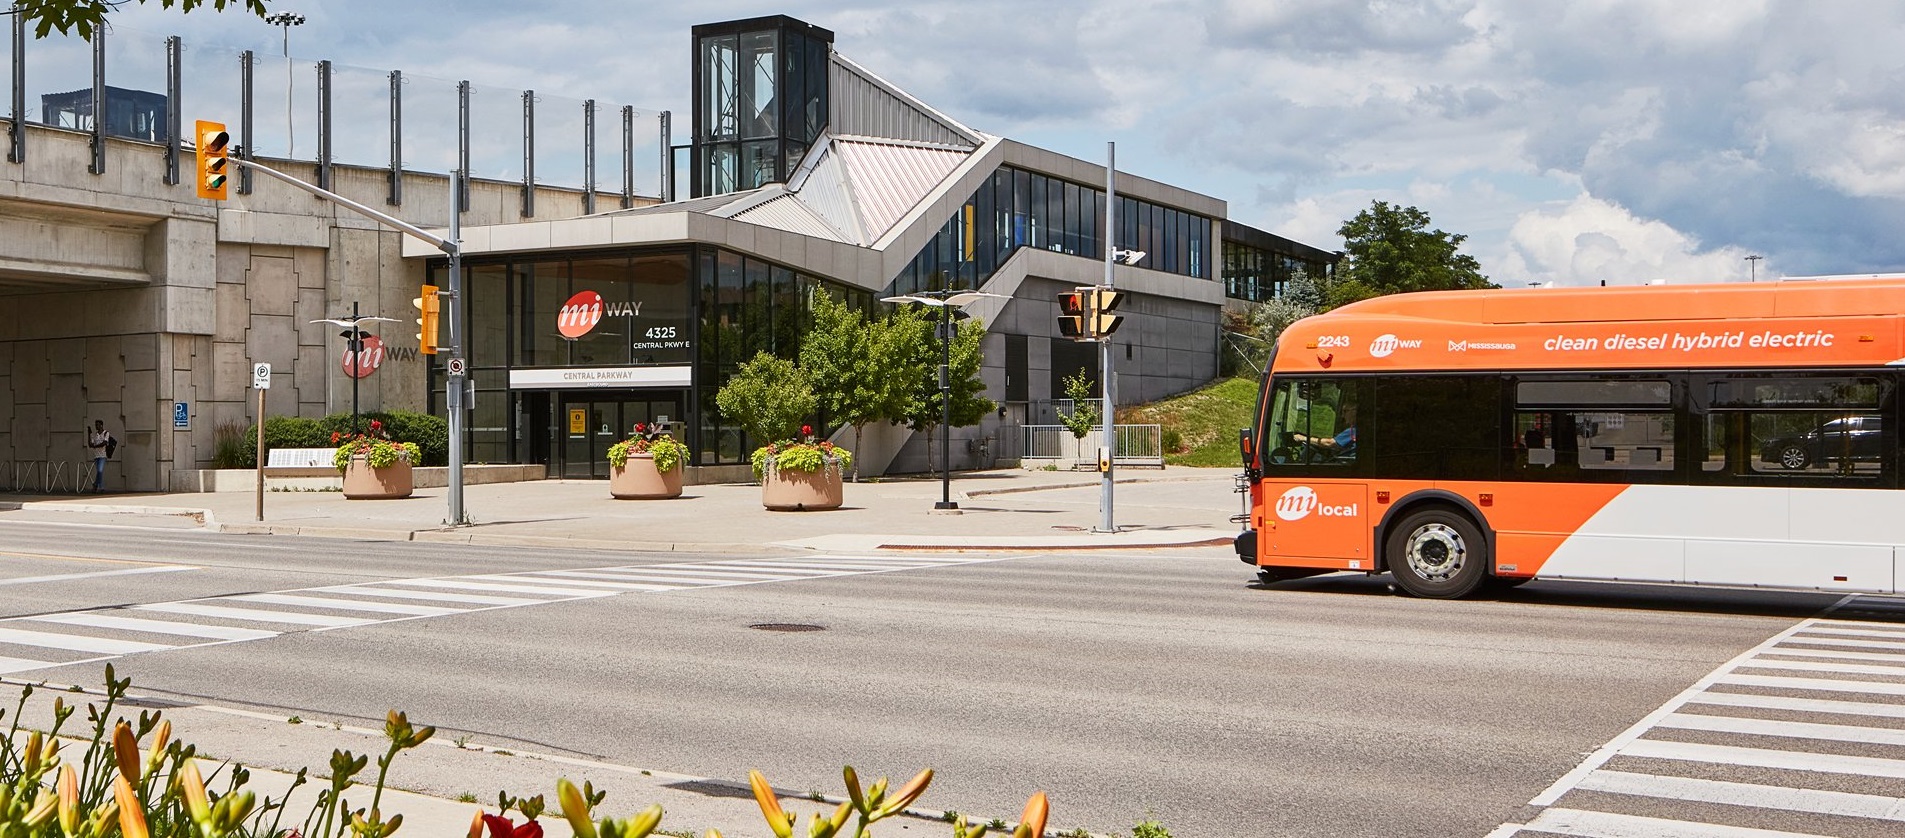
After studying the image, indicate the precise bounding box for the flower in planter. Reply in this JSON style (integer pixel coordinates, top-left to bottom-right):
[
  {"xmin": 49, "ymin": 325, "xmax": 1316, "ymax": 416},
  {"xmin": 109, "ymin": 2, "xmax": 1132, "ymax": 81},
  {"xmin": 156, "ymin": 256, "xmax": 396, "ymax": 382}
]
[
  {"xmin": 750, "ymin": 430, "xmax": 853, "ymax": 480},
  {"xmin": 606, "ymin": 424, "xmax": 689, "ymax": 472},
  {"xmin": 331, "ymin": 420, "xmax": 422, "ymax": 472}
]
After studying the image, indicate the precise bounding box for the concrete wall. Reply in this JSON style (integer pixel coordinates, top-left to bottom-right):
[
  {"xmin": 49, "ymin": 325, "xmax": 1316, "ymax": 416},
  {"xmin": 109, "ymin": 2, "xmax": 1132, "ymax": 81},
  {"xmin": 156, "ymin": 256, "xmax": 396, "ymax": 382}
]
[{"xmin": 0, "ymin": 122, "xmax": 641, "ymax": 490}]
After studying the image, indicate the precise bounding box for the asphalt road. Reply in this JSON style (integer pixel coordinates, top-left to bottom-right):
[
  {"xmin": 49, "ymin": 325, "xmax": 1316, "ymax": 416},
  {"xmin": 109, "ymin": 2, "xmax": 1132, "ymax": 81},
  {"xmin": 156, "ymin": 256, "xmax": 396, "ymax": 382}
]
[{"xmin": 0, "ymin": 516, "xmax": 1870, "ymax": 836}]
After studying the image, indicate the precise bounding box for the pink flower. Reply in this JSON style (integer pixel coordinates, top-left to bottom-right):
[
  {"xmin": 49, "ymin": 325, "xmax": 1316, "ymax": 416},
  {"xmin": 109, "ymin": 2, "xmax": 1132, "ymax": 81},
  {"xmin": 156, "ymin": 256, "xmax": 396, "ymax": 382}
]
[{"xmin": 330, "ymin": 432, "xmax": 341, "ymax": 444}]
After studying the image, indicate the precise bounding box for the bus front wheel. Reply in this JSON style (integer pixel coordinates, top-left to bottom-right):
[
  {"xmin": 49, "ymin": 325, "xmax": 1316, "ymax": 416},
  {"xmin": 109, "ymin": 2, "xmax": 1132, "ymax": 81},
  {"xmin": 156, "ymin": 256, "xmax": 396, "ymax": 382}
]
[{"xmin": 1386, "ymin": 507, "xmax": 1489, "ymax": 599}]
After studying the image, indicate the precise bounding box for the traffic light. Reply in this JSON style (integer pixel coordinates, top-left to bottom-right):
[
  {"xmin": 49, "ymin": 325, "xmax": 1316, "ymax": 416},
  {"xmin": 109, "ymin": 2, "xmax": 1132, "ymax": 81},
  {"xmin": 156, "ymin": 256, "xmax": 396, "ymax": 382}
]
[
  {"xmin": 194, "ymin": 120, "xmax": 230, "ymax": 201},
  {"xmin": 1090, "ymin": 287, "xmax": 1126, "ymax": 337},
  {"xmin": 413, "ymin": 284, "xmax": 440, "ymax": 355},
  {"xmin": 1057, "ymin": 289, "xmax": 1089, "ymax": 339}
]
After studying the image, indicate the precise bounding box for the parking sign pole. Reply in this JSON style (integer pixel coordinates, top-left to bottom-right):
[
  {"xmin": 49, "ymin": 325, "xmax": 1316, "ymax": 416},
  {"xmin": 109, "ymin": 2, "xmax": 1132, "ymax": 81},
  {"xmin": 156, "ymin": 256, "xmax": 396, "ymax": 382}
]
[{"xmin": 252, "ymin": 362, "xmax": 269, "ymax": 522}]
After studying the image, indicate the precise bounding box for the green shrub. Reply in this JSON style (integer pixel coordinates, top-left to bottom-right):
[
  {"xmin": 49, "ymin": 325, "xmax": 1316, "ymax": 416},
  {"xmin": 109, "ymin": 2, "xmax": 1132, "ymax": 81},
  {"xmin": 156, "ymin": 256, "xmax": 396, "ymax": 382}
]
[
  {"xmin": 239, "ymin": 416, "xmax": 328, "ymax": 465},
  {"xmin": 211, "ymin": 421, "xmax": 250, "ymax": 468},
  {"xmin": 240, "ymin": 411, "xmax": 449, "ymax": 467}
]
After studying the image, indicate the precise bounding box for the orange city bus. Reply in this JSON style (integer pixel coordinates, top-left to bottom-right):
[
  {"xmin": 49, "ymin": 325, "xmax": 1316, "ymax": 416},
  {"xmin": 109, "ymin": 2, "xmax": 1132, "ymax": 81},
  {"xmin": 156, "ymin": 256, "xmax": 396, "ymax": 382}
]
[{"xmin": 1235, "ymin": 275, "xmax": 1905, "ymax": 599}]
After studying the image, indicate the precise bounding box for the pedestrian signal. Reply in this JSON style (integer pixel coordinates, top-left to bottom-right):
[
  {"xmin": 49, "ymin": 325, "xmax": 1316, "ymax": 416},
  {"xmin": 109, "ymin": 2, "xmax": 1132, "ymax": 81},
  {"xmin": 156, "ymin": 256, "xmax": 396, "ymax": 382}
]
[
  {"xmin": 194, "ymin": 120, "xmax": 230, "ymax": 201},
  {"xmin": 413, "ymin": 284, "xmax": 440, "ymax": 355},
  {"xmin": 1090, "ymin": 287, "xmax": 1126, "ymax": 338},
  {"xmin": 1057, "ymin": 290, "xmax": 1089, "ymax": 339}
]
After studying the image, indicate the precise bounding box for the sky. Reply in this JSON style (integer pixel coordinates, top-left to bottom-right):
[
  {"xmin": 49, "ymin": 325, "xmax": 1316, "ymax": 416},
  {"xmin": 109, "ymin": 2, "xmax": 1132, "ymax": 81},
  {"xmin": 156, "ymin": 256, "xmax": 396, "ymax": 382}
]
[{"xmin": 59, "ymin": 0, "xmax": 1905, "ymax": 286}]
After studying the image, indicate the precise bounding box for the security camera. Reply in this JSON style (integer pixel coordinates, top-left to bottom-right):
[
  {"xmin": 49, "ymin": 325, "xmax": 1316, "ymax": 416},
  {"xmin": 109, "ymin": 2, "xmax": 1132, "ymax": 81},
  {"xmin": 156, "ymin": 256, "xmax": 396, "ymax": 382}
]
[{"xmin": 1114, "ymin": 249, "xmax": 1146, "ymax": 266}]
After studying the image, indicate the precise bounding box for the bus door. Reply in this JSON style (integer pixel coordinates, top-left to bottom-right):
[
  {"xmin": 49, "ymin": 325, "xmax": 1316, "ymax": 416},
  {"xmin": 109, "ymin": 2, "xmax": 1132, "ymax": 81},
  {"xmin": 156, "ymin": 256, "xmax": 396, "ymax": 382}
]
[{"xmin": 1255, "ymin": 377, "xmax": 1372, "ymax": 568}]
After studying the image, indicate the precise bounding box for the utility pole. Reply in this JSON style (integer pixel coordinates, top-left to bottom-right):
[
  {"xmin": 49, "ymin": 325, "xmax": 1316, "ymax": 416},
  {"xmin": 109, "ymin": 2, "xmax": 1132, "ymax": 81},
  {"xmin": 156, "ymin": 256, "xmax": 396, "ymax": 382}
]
[
  {"xmin": 229, "ymin": 156, "xmax": 469, "ymax": 525},
  {"xmin": 1745, "ymin": 254, "xmax": 1762, "ymax": 282},
  {"xmin": 264, "ymin": 12, "xmax": 304, "ymax": 157},
  {"xmin": 1099, "ymin": 141, "xmax": 1116, "ymax": 534}
]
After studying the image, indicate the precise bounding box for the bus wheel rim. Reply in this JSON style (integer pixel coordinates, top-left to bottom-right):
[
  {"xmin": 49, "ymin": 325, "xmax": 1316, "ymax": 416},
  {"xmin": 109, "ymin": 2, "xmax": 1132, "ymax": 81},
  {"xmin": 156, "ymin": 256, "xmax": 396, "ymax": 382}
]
[{"xmin": 1405, "ymin": 523, "xmax": 1465, "ymax": 582}]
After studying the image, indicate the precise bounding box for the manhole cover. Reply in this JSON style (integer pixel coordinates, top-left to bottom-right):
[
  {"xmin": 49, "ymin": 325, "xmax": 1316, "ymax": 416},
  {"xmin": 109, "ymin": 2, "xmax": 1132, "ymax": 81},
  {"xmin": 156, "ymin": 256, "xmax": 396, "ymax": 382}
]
[{"xmin": 749, "ymin": 623, "xmax": 826, "ymax": 633}]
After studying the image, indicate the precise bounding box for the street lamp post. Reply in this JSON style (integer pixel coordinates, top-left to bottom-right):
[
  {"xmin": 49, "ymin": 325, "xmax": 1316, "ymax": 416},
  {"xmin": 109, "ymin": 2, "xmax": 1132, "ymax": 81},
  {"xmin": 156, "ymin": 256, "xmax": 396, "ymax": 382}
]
[
  {"xmin": 311, "ymin": 302, "xmax": 396, "ymax": 435},
  {"xmin": 264, "ymin": 11, "xmax": 304, "ymax": 158},
  {"xmin": 880, "ymin": 289, "xmax": 1005, "ymax": 511},
  {"xmin": 1745, "ymin": 254, "xmax": 1763, "ymax": 282}
]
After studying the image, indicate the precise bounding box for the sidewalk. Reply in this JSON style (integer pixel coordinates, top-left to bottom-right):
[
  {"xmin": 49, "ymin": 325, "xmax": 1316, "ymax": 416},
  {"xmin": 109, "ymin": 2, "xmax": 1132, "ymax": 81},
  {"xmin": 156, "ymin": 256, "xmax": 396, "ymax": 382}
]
[{"xmin": 0, "ymin": 466, "xmax": 1246, "ymax": 553}]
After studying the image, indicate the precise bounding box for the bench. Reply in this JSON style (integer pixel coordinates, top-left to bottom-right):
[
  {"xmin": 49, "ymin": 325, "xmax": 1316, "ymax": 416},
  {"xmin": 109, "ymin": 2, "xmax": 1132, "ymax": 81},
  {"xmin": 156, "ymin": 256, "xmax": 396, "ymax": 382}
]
[{"xmin": 266, "ymin": 448, "xmax": 338, "ymax": 468}]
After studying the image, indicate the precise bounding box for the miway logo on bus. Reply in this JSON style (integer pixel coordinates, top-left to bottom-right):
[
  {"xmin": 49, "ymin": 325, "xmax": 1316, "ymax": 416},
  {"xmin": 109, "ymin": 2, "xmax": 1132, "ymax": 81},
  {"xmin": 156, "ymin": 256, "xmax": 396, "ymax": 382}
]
[
  {"xmin": 1368, "ymin": 333, "xmax": 1422, "ymax": 358},
  {"xmin": 1275, "ymin": 486, "xmax": 1359, "ymax": 521}
]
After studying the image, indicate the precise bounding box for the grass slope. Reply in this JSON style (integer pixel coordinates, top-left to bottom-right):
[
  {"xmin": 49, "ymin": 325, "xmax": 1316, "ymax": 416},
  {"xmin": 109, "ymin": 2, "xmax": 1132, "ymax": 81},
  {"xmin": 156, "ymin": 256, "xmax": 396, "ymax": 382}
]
[{"xmin": 1117, "ymin": 376, "xmax": 1259, "ymax": 467}]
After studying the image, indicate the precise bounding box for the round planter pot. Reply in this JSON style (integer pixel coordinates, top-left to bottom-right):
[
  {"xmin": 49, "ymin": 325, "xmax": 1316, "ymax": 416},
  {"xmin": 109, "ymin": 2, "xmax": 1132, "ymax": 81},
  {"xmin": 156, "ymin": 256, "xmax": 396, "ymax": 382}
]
[
  {"xmin": 761, "ymin": 463, "xmax": 844, "ymax": 511},
  {"xmin": 341, "ymin": 454, "xmax": 413, "ymax": 499},
  {"xmin": 610, "ymin": 454, "xmax": 683, "ymax": 499}
]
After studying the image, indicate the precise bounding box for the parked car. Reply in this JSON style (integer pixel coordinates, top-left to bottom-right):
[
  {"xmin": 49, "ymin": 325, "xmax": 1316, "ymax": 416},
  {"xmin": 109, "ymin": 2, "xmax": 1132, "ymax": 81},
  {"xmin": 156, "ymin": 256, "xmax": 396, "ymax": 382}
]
[{"xmin": 1761, "ymin": 415, "xmax": 1883, "ymax": 470}]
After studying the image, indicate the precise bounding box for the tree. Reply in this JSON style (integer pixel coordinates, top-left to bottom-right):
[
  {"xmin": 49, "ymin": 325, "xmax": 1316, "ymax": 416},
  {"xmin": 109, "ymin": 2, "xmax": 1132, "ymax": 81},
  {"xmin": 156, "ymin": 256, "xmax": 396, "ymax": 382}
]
[
  {"xmin": 714, "ymin": 352, "xmax": 815, "ymax": 446},
  {"xmin": 1055, "ymin": 370, "xmax": 1100, "ymax": 466},
  {"xmin": 904, "ymin": 316, "xmax": 993, "ymax": 472},
  {"xmin": 9, "ymin": 0, "xmax": 270, "ymax": 40},
  {"xmin": 799, "ymin": 292, "xmax": 923, "ymax": 480},
  {"xmin": 1331, "ymin": 200, "xmax": 1493, "ymax": 308}
]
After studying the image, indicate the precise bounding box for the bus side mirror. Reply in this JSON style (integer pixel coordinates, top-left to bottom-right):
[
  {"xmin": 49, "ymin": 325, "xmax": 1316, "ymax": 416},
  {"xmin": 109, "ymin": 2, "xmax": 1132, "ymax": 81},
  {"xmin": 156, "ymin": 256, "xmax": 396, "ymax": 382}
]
[{"xmin": 1238, "ymin": 429, "xmax": 1254, "ymax": 463}]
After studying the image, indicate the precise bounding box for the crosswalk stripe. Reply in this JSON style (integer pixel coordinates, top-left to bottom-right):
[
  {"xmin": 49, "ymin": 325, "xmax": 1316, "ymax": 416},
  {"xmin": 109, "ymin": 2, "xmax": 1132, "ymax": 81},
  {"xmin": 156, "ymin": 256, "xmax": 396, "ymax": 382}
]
[
  {"xmin": 1778, "ymin": 635, "xmax": 1905, "ymax": 651},
  {"xmin": 0, "ymin": 655, "xmax": 62, "ymax": 674},
  {"xmin": 706, "ymin": 560, "xmax": 935, "ymax": 572},
  {"xmin": 588, "ymin": 566, "xmax": 813, "ymax": 579},
  {"xmin": 1717, "ymin": 672, "xmax": 1905, "ymax": 697},
  {"xmin": 536, "ymin": 569, "xmax": 781, "ymax": 584},
  {"xmin": 227, "ymin": 594, "xmax": 469, "ymax": 617},
  {"xmin": 0, "ymin": 626, "xmax": 173, "ymax": 655},
  {"xmin": 136, "ymin": 602, "xmax": 374, "ymax": 628},
  {"xmin": 1623, "ymin": 738, "xmax": 1905, "ymax": 779},
  {"xmin": 1521, "ymin": 806, "xmax": 1834, "ymax": 837},
  {"xmin": 1577, "ymin": 769, "xmax": 1905, "ymax": 821},
  {"xmin": 1763, "ymin": 647, "xmax": 1905, "ymax": 663},
  {"xmin": 680, "ymin": 563, "xmax": 845, "ymax": 576},
  {"xmin": 529, "ymin": 573, "xmax": 712, "ymax": 588},
  {"xmin": 1690, "ymin": 690, "xmax": 1905, "ymax": 720},
  {"xmin": 377, "ymin": 579, "xmax": 612, "ymax": 598},
  {"xmin": 25, "ymin": 613, "xmax": 277, "ymax": 641},
  {"xmin": 311, "ymin": 586, "xmax": 541, "ymax": 606},
  {"xmin": 1793, "ymin": 626, "xmax": 1905, "ymax": 640},
  {"xmin": 1658, "ymin": 711, "xmax": 1905, "ymax": 746},
  {"xmin": 1738, "ymin": 658, "xmax": 1905, "ymax": 677},
  {"xmin": 505, "ymin": 575, "xmax": 690, "ymax": 592}
]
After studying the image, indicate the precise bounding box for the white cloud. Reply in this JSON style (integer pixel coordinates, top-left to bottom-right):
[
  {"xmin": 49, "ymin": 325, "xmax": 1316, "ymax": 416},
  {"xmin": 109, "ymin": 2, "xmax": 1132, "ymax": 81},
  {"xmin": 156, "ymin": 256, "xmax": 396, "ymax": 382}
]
[{"xmin": 1499, "ymin": 195, "xmax": 1756, "ymax": 286}]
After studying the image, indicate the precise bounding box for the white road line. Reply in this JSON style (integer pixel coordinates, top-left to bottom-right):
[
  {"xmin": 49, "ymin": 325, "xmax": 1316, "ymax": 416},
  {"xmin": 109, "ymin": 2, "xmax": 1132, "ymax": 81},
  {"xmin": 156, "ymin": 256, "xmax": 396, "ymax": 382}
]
[
  {"xmin": 1763, "ymin": 647, "xmax": 1905, "ymax": 663},
  {"xmin": 499, "ymin": 575, "xmax": 692, "ymax": 592},
  {"xmin": 1778, "ymin": 635, "xmax": 1905, "ymax": 651},
  {"xmin": 0, "ymin": 626, "xmax": 174, "ymax": 655},
  {"xmin": 1522, "ymin": 807, "xmax": 1834, "ymax": 837},
  {"xmin": 1623, "ymin": 738, "xmax": 1905, "ymax": 779},
  {"xmin": 1658, "ymin": 711, "xmax": 1905, "ymax": 746},
  {"xmin": 376, "ymin": 579, "xmax": 613, "ymax": 598},
  {"xmin": 667, "ymin": 563, "xmax": 843, "ymax": 576},
  {"xmin": 135, "ymin": 602, "xmax": 375, "ymax": 628},
  {"xmin": 1794, "ymin": 626, "xmax": 1905, "ymax": 640},
  {"xmin": 0, "ymin": 565, "xmax": 198, "ymax": 586},
  {"xmin": 1690, "ymin": 691, "xmax": 1905, "ymax": 720},
  {"xmin": 25, "ymin": 613, "xmax": 277, "ymax": 641},
  {"xmin": 226, "ymin": 594, "xmax": 468, "ymax": 617},
  {"xmin": 1578, "ymin": 769, "xmax": 1905, "ymax": 821},
  {"xmin": 536, "ymin": 569, "xmax": 784, "ymax": 584},
  {"xmin": 312, "ymin": 586, "xmax": 541, "ymax": 606},
  {"xmin": 705, "ymin": 560, "xmax": 934, "ymax": 572},
  {"xmin": 0, "ymin": 655, "xmax": 61, "ymax": 674},
  {"xmin": 589, "ymin": 566, "xmax": 814, "ymax": 580},
  {"xmin": 1717, "ymin": 672, "xmax": 1905, "ymax": 697},
  {"xmin": 1738, "ymin": 658, "xmax": 1905, "ymax": 677}
]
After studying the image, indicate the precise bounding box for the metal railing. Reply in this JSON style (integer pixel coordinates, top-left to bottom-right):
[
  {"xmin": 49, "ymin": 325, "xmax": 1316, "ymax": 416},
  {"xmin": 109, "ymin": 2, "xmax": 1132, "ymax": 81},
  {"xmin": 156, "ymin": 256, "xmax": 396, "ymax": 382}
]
[
  {"xmin": 1021, "ymin": 425, "xmax": 1163, "ymax": 468},
  {"xmin": 2, "ymin": 460, "xmax": 91, "ymax": 494}
]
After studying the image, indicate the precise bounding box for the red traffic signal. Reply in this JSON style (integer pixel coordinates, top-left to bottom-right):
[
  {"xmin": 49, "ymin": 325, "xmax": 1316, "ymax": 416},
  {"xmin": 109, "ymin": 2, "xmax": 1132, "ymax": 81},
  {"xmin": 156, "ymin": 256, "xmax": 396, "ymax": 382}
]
[{"xmin": 1058, "ymin": 290, "xmax": 1089, "ymax": 339}]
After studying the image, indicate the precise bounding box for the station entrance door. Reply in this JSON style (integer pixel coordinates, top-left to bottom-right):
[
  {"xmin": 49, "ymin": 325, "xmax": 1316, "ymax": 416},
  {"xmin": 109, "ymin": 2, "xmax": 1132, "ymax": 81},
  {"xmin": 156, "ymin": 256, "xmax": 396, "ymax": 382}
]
[{"xmin": 556, "ymin": 393, "xmax": 684, "ymax": 479}]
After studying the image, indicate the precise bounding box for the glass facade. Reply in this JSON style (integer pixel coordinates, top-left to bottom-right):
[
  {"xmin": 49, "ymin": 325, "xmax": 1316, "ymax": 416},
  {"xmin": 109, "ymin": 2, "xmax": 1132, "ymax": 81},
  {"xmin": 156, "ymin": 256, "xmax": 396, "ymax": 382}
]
[
  {"xmin": 885, "ymin": 166, "xmax": 1212, "ymax": 297},
  {"xmin": 1222, "ymin": 240, "xmax": 1336, "ymax": 302},
  {"xmin": 428, "ymin": 246, "xmax": 868, "ymax": 472},
  {"xmin": 692, "ymin": 17, "xmax": 831, "ymax": 197}
]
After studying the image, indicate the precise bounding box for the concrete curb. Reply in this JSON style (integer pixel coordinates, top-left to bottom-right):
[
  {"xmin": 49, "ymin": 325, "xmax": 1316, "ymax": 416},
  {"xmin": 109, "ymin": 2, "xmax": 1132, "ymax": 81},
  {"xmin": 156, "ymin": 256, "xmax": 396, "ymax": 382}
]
[{"xmin": 964, "ymin": 473, "xmax": 1235, "ymax": 498}]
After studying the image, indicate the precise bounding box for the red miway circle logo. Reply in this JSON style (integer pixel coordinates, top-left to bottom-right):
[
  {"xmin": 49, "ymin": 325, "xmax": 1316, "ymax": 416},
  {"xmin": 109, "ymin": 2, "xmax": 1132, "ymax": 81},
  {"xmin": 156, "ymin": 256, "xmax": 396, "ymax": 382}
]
[
  {"xmin": 558, "ymin": 290, "xmax": 605, "ymax": 339},
  {"xmin": 342, "ymin": 334, "xmax": 385, "ymax": 379}
]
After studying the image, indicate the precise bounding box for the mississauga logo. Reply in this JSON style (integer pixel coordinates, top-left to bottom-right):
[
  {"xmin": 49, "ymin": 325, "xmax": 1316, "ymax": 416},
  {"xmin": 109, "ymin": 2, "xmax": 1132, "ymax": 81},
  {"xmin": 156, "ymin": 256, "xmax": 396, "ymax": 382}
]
[{"xmin": 1448, "ymin": 339, "xmax": 1518, "ymax": 352}]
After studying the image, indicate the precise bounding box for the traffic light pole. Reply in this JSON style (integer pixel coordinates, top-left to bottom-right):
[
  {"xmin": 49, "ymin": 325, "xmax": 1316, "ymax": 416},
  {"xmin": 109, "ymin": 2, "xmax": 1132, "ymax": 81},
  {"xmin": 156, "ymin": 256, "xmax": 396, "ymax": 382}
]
[
  {"xmin": 1098, "ymin": 141, "xmax": 1117, "ymax": 534},
  {"xmin": 228, "ymin": 156, "xmax": 470, "ymax": 525}
]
